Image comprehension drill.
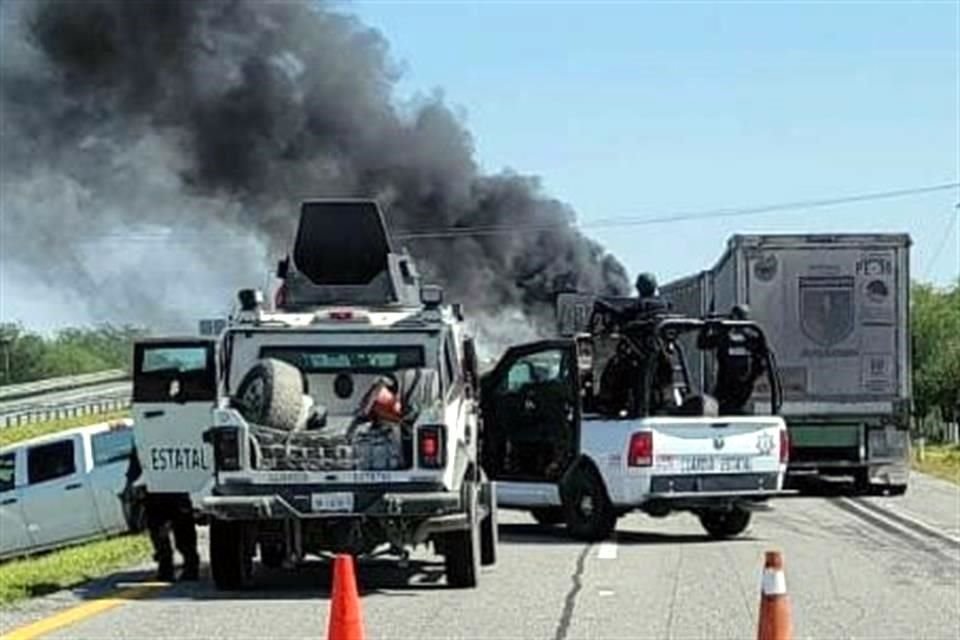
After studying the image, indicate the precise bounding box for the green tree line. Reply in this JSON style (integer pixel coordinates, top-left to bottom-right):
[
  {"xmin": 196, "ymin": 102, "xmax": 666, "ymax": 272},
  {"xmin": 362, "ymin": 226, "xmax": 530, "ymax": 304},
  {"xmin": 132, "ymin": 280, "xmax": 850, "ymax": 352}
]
[
  {"xmin": 0, "ymin": 324, "xmax": 147, "ymax": 385},
  {"xmin": 911, "ymin": 279, "xmax": 960, "ymax": 426}
]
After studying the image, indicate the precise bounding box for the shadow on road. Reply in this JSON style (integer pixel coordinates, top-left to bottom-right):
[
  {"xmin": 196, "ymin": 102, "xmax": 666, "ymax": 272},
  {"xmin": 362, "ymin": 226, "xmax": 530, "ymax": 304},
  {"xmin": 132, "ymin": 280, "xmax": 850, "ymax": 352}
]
[
  {"xmin": 498, "ymin": 522, "xmax": 758, "ymax": 546},
  {"xmin": 786, "ymin": 476, "xmax": 861, "ymax": 497},
  {"xmin": 39, "ymin": 555, "xmax": 458, "ymax": 607},
  {"xmin": 110, "ymin": 557, "xmax": 453, "ymax": 602},
  {"xmin": 35, "ymin": 510, "xmax": 778, "ymax": 607}
]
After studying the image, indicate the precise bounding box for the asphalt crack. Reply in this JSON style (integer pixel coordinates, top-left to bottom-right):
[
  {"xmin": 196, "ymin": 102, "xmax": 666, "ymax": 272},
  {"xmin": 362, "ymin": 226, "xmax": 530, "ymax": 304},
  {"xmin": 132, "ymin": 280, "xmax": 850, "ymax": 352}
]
[
  {"xmin": 664, "ymin": 547, "xmax": 684, "ymax": 638},
  {"xmin": 553, "ymin": 544, "xmax": 592, "ymax": 640}
]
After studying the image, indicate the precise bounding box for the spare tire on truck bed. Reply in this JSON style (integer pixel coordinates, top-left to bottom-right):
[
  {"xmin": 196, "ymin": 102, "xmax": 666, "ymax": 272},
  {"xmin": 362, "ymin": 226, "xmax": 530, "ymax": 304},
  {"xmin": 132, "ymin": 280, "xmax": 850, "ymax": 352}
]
[{"xmin": 235, "ymin": 358, "xmax": 304, "ymax": 432}]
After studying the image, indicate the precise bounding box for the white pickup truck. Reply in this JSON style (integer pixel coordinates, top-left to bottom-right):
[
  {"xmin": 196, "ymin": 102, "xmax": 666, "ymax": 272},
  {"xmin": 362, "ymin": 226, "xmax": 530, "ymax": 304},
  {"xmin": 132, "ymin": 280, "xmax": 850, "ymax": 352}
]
[
  {"xmin": 480, "ymin": 312, "xmax": 789, "ymax": 541},
  {"xmin": 0, "ymin": 420, "xmax": 142, "ymax": 560}
]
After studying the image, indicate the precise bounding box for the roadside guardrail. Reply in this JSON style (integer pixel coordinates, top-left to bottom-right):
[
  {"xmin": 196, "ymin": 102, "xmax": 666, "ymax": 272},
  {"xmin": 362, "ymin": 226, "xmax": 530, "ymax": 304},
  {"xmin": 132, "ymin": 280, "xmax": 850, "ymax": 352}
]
[
  {"xmin": 0, "ymin": 369, "xmax": 129, "ymax": 402},
  {"xmin": 1, "ymin": 396, "xmax": 132, "ymax": 429}
]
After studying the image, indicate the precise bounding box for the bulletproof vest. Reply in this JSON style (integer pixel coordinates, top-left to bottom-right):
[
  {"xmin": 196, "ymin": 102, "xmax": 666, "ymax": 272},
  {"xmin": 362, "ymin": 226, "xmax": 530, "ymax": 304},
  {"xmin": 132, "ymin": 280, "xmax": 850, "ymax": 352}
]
[{"xmin": 635, "ymin": 296, "xmax": 670, "ymax": 319}]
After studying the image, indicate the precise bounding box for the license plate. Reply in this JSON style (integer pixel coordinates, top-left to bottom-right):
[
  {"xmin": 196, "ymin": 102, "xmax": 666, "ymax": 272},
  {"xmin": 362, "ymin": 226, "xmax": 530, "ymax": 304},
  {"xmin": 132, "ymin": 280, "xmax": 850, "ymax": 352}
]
[
  {"xmin": 659, "ymin": 455, "xmax": 754, "ymax": 473},
  {"xmin": 681, "ymin": 456, "xmax": 716, "ymax": 472},
  {"xmin": 311, "ymin": 492, "xmax": 354, "ymax": 513},
  {"xmin": 717, "ymin": 456, "xmax": 753, "ymax": 472}
]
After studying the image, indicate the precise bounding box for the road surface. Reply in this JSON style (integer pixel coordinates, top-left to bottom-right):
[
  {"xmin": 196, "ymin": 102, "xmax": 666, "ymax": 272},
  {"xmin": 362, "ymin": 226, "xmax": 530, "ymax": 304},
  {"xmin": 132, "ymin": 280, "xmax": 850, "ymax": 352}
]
[{"xmin": 1, "ymin": 472, "xmax": 957, "ymax": 640}]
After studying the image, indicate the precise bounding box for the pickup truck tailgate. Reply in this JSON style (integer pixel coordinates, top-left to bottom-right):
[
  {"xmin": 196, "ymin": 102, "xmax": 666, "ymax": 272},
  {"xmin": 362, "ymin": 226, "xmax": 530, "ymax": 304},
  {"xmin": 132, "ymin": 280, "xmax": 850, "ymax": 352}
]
[{"xmin": 649, "ymin": 417, "xmax": 784, "ymax": 476}]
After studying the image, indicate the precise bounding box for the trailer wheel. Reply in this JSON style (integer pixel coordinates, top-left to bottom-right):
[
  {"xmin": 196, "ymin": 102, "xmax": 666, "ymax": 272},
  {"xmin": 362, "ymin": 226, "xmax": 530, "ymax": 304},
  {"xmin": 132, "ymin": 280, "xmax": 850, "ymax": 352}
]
[
  {"xmin": 885, "ymin": 484, "xmax": 908, "ymax": 496},
  {"xmin": 235, "ymin": 358, "xmax": 304, "ymax": 431},
  {"xmin": 443, "ymin": 482, "xmax": 480, "ymax": 588},
  {"xmin": 699, "ymin": 507, "xmax": 752, "ymax": 540},
  {"xmin": 853, "ymin": 468, "xmax": 872, "ymax": 494},
  {"xmin": 562, "ymin": 466, "xmax": 616, "ymax": 542},
  {"xmin": 210, "ymin": 519, "xmax": 254, "ymax": 590}
]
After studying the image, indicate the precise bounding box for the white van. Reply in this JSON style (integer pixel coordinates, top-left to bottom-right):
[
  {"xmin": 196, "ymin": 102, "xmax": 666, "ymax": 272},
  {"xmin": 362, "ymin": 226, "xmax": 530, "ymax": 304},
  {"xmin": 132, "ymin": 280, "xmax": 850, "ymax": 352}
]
[{"xmin": 0, "ymin": 420, "xmax": 142, "ymax": 560}]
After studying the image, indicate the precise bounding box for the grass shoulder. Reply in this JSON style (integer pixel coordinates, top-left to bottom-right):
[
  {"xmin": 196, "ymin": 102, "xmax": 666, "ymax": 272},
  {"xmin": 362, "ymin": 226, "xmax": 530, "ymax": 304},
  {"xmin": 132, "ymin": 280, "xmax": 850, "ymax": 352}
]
[
  {"xmin": 0, "ymin": 410, "xmax": 130, "ymax": 449},
  {"xmin": 0, "ymin": 534, "xmax": 151, "ymax": 605},
  {"xmin": 912, "ymin": 443, "xmax": 960, "ymax": 485}
]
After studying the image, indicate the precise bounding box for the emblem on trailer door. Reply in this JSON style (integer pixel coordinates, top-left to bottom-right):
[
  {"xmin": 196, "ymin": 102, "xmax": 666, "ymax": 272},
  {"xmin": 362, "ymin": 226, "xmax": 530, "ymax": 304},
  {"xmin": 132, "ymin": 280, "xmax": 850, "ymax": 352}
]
[
  {"xmin": 753, "ymin": 254, "xmax": 778, "ymax": 282},
  {"xmin": 799, "ymin": 276, "xmax": 855, "ymax": 346}
]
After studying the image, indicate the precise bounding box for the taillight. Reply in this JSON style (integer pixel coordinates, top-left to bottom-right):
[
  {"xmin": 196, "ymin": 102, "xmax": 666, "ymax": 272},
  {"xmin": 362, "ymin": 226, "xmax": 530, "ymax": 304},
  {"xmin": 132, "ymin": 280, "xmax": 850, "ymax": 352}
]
[
  {"xmin": 628, "ymin": 431, "xmax": 653, "ymax": 467},
  {"xmin": 418, "ymin": 425, "xmax": 445, "ymax": 469},
  {"xmin": 213, "ymin": 428, "xmax": 241, "ymax": 471},
  {"xmin": 779, "ymin": 428, "xmax": 790, "ymax": 464}
]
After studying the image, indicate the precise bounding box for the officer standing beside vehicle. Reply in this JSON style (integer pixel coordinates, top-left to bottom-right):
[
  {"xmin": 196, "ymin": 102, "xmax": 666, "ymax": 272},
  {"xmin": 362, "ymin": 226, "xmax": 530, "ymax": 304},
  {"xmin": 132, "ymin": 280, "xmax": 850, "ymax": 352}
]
[{"xmin": 125, "ymin": 447, "xmax": 200, "ymax": 581}]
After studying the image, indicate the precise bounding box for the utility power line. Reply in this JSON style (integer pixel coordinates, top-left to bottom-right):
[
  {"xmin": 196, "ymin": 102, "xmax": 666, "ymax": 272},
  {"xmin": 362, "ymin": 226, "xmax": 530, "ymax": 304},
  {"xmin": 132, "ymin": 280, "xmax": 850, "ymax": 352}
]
[
  {"xmin": 922, "ymin": 207, "xmax": 960, "ymax": 280},
  {"xmin": 392, "ymin": 182, "xmax": 960, "ymax": 240},
  {"xmin": 73, "ymin": 181, "xmax": 959, "ymax": 243}
]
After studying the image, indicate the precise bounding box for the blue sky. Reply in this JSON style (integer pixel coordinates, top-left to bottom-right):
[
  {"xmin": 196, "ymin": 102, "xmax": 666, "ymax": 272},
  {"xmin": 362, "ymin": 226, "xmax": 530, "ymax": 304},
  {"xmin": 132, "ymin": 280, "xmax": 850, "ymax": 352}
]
[{"xmin": 345, "ymin": 0, "xmax": 959, "ymax": 286}]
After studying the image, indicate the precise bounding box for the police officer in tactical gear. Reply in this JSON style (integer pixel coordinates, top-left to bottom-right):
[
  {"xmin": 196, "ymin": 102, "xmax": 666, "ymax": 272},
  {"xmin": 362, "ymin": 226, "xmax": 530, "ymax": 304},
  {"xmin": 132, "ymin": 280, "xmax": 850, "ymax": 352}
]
[
  {"xmin": 126, "ymin": 448, "xmax": 200, "ymax": 581},
  {"xmin": 596, "ymin": 272, "xmax": 673, "ymax": 416},
  {"xmin": 698, "ymin": 304, "xmax": 766, "ymax": 415},
  {"xmin": 633, "ymin": 272, "xmax": 670, "ymax": 319}
]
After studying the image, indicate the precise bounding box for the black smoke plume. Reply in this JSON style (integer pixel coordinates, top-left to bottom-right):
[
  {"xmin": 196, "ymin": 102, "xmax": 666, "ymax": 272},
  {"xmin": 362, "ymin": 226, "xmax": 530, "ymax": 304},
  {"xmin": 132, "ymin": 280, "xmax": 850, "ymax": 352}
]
[{"xmin": 0, "ymin": 0, "xmax": 628, "ymax": 334}]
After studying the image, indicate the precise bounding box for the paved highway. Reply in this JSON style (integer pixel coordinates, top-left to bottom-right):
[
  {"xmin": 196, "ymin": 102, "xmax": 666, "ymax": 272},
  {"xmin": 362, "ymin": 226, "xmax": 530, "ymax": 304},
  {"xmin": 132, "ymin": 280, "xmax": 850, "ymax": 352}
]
[
  {"xmin": 2, "ymin": 472, "xmax": 957, "ymax": 640},
  {"xmin": 0, "ymin": 382, "xmax": 131, "ymax": 421}
]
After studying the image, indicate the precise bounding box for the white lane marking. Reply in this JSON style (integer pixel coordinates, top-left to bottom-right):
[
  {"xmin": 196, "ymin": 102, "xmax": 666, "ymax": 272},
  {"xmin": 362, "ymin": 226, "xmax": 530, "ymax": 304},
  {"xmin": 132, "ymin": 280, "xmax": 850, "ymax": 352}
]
[
  {"xmin": 598, "ymin": 589, "xmax": 615, "ymax": 597},
  {"xmin": 597, "ymin": 542, "xmax": 618, "ymax": 560}
]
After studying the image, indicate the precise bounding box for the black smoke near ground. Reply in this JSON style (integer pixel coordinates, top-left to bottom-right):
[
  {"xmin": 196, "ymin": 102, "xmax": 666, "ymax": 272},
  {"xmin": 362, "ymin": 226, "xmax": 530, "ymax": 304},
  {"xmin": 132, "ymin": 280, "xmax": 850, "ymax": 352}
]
[{"xmin": 0, "ymin": 0, "xmax": 628, "ymax": 334}]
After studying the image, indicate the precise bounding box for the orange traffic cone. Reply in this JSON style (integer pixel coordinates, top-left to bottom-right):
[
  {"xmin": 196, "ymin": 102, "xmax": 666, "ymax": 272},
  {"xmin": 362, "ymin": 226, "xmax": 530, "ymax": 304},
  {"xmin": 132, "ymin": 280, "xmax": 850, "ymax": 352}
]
[
  {"xmin": 328, "ymin": 554, "xmax": 365, "ymax": 640},
  {"xmin": 757, "ymin": 550, "xmax": 792, "ymax": 640}
]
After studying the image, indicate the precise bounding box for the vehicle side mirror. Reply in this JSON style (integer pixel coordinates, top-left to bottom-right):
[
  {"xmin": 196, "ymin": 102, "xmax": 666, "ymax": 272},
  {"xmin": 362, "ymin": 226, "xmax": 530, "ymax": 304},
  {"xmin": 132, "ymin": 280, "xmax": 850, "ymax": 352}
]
[{"xmin": 276, "ymin": 257, "xmax": 289, "ymax": 279}]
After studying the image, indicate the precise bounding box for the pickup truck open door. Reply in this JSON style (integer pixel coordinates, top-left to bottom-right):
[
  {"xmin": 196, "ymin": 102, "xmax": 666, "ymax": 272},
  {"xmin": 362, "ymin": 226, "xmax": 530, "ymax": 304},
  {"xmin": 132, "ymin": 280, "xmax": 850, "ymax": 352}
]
[
  {"xmin": 132, "ymin": 339, "xmax": 217, "ymax": 495},
  {"xmin": 480, "ymin": 340, "xmax": 581, "ymax": 487}
]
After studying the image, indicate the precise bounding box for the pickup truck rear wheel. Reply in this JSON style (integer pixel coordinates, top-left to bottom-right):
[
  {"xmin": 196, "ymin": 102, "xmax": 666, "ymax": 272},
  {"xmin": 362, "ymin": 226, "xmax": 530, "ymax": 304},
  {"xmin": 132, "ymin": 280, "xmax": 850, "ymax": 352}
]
[
  {"xmin": 210, "ymin": 519, "xmax": 254, "ymax": 590},
  {"xmin": 530, "ymin": 508, "xmax": 564, "ymax": 526},
  {"xmin": 443, "ymin": 483, "xmax": 480, "ymax": 588},
  {"xmin": 699, "ymin": 507, "xmax": 751, "ymax": 539},
  {"xmin": 480, "ymin": 482, "xmax": 498, "ymax": 567},
  {"xmin": 562, "ymin": 467, "xmax": 616, "ymax": 542},
  {"xmin": 259, "ymin": 542, "xmax": 285, "ymax": 569}
]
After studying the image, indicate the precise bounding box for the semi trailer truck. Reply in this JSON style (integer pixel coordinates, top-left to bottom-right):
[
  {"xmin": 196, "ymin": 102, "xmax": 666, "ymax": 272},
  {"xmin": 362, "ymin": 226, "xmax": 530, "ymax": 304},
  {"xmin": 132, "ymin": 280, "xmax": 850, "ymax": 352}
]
[{"xmin": 661, "ymin": 233, "xmax": 911, "ymax": 495}]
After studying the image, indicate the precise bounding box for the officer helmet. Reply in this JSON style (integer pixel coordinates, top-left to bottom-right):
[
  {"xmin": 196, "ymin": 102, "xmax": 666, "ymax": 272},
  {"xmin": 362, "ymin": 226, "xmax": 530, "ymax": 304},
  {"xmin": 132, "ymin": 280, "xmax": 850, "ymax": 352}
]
[
  {"xmin": 731, "ymin": 304, "xmax": 750, "ymax": 320},
  {"xmin": 635, "ymin": 272, "xmax": 658, "ymax": 298}
]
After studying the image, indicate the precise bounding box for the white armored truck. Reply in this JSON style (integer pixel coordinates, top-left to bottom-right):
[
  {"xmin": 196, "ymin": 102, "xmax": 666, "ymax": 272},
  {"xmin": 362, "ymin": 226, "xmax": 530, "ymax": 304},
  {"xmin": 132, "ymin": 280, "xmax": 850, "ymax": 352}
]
[{"xmin": 131, "ymin": 200, "xmax": 496, "ymax": 590}]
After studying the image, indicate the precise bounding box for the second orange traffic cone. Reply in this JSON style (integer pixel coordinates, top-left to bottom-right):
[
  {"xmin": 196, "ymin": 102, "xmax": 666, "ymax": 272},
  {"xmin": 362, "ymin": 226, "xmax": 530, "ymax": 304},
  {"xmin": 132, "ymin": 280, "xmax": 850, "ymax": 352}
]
[
  {"xmin": 757, "ymin": 550, "xmax": 792, "ymax": 640},
  {"xmin": 328, "ymin": 554, "xmax": 365, "ymax": 640}
]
